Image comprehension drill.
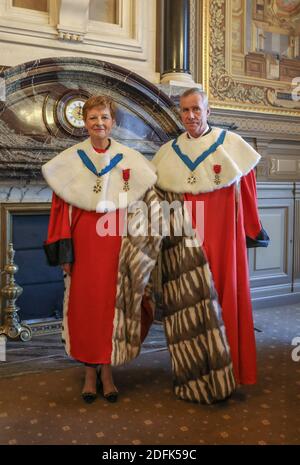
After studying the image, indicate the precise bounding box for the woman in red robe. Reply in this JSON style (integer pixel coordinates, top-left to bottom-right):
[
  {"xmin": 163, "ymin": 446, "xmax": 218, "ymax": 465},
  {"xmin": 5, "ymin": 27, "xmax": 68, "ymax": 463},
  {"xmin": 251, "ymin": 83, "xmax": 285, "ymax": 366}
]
[{"xmin": 43, "ymin": 95, "xmax": 160, "ymax": 403}]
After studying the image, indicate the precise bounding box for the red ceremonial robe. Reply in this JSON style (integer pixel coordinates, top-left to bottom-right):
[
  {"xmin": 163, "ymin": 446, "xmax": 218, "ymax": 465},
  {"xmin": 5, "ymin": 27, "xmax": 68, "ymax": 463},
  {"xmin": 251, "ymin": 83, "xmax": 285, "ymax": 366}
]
[
  {"xmin": 152, "ymin": 127, "xmax": 269, "ymax": 387},
  {"xmin": 185, "ymin": 169, "xmax": 263, "ymax": 385},
  {"xmin": 43, "ymin": 136, "xmax": 160, "ymax": 368},
  {"xmin": 45, "ymin": 192, "xmax": 123, "ymax": 364}
]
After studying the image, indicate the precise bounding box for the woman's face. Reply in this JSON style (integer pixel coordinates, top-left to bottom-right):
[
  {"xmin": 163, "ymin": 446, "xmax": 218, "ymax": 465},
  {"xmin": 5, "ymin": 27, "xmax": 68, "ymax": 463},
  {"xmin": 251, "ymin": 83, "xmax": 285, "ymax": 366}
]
[{"xmin": 84, "ymin": 105, "xmax": 115, "ymax": 141}]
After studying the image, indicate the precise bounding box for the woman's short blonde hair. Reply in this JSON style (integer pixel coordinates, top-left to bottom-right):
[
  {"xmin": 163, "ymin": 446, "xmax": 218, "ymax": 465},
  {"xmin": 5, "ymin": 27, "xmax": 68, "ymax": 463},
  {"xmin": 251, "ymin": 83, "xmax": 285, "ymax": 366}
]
[{"xmin": 83, "ymin": 95, "xmax": 117, "ymax": 121}]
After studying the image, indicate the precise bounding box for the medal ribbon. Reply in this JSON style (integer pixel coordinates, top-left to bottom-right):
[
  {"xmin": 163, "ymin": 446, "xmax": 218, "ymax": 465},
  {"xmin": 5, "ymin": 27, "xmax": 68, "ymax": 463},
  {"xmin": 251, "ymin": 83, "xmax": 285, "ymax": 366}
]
[
  {"xmin": 172, "ymin": 130, "xmax": 226, "ymax": 172},
  {"xmin": 77, "ymin": 149, "xmax": 123, "ymax": 177}
]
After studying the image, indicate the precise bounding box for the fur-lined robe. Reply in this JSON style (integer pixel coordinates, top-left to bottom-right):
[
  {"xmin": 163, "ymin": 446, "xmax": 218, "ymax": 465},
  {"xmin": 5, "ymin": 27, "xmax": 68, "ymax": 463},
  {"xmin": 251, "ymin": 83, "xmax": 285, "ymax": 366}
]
[
  {"xmin": 153, "ymin": 128, "xmax": 269, "ymax": 399},
  {"xmin": 155, "ymin": 187, "xmax": 237, "ymax": 403},
  {"xmin": 42, "ymin": 137, "xmax": 162, "ymax": 366},
  {"xmin": 42, "ymin": 134, "xmax": 242, "ymax": 404}
]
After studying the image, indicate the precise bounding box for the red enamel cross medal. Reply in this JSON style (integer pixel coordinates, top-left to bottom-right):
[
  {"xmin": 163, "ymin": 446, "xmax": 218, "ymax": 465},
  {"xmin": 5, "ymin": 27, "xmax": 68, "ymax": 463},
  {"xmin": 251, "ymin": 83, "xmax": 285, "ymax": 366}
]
[
  {"xmin": 123, "ymin": 169, "xmax": 130, "ymax": 191},
  {"xmin": 213, "ymin": 165, "xmax": 221, "ymax": 185}
]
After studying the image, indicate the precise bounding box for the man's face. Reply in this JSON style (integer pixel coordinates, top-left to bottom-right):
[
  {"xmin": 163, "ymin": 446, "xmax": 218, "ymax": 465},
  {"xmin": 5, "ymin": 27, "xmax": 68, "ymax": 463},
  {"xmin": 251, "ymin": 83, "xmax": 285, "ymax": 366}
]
[{"xmin": 180, "ymin": 93, "xmax": 210, "ymax": 138}]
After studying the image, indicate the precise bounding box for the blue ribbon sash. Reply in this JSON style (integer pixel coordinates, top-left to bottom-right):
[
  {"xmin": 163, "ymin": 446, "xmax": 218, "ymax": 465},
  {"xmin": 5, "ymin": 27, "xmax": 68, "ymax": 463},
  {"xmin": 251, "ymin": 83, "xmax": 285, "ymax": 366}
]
[
  {"xmin": 77, "ymin": 149, "xmax": 123, "ymax": 177},
  {"xmin": 172, "ymin": 130, "xmax": 226, "ymax": 172}
]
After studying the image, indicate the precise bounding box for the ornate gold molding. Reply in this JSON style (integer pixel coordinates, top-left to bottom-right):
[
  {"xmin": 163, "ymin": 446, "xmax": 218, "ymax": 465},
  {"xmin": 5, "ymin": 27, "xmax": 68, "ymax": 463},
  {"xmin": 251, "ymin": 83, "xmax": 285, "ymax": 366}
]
[
  {"xmin": 189, "ymin": 0, "xmax": 197, "ymax": 80},
  {"xmin": 210, "ymin": 112, "xmax": 300, "ymax": 135}
]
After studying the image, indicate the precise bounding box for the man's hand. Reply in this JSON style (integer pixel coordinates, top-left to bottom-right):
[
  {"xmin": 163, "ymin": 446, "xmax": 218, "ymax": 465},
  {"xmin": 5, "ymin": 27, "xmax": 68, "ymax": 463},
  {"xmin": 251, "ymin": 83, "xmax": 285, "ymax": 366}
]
[{"xmin": 62, "ymin": 263, "xmax": 72, "ymax": 276}]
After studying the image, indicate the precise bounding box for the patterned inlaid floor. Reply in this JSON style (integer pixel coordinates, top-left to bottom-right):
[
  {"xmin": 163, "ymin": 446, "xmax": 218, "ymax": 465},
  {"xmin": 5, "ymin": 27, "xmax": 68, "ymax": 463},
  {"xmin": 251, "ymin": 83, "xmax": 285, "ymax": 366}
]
[{"xmin": 0, "ymin": 304, "xmax": 299, "ymax": 445}]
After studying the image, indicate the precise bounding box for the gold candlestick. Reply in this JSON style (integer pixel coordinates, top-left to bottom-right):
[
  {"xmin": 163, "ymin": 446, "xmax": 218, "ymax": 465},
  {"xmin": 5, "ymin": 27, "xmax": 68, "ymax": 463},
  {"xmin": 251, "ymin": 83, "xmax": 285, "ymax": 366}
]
[{"xmin": 0, "ymin": 243, "xmax": 32, "ymax": 342}]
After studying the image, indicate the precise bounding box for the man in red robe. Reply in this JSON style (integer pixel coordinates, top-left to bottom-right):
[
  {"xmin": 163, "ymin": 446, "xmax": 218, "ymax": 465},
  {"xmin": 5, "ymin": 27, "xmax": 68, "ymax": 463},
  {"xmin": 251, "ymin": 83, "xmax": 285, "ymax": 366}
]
[{"xmin": 152, "ymin": 88, "xmax": 269, "ymax": 389}]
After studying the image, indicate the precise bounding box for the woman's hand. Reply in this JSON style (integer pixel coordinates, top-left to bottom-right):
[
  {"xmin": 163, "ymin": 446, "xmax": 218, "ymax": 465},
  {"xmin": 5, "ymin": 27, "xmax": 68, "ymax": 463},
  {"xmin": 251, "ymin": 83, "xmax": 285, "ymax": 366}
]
[{"xmin": 62, "ymin": 263, "xmax": 72, "ymax": 276}]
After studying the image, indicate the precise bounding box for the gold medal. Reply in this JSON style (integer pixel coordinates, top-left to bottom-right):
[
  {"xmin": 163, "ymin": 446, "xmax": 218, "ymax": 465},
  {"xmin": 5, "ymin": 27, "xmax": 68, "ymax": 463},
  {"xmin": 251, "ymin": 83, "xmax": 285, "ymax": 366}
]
[
  {"xmin": 187, "ymin": 173, "xmax": 197, "ymax": 184},
  {"xmin": 93, "ymin": 177, "xmax": 102, "ymax": 193},
  {"xmin": 214, "ymin": 174, "xmax": 221, "ymax": 185},
  {"xmin": 123, "ymin": 181, "xmax": 130, "ymax": 192}
]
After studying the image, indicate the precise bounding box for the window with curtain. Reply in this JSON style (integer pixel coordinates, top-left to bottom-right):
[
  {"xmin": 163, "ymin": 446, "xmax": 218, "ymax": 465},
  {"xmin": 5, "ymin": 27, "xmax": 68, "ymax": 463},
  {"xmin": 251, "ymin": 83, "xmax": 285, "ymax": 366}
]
[{"xmin": 89, "ymin": 0, "xmax": 117, "ymax": 24}]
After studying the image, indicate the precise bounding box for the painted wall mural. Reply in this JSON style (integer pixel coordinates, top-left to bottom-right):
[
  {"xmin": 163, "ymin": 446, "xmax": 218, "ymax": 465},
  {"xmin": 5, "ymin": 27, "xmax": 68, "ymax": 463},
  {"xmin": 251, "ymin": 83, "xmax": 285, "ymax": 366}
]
[{"xmin": 202, "ymin": 0, "xmax": 300, "ymax": 115}]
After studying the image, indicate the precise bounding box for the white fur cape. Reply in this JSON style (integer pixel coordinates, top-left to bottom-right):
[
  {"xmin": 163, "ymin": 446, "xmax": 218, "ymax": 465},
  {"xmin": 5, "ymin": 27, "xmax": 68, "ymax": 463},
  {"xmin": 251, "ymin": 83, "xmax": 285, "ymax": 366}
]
[
  {"xmin": 152, "ymin": 128, "xmax": 260, "ymax": 194},
  {"xmin": 42, "ymin": 137, "xmax": 157, "ymax": 212}
]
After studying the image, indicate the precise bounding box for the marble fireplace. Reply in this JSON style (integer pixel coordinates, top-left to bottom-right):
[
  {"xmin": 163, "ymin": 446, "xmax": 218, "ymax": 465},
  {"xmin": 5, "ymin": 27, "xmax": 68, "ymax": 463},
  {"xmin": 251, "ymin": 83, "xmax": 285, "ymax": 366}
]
[{"xmin": 0, "ymin": 57, "xmax": 182, "ymax": 334}]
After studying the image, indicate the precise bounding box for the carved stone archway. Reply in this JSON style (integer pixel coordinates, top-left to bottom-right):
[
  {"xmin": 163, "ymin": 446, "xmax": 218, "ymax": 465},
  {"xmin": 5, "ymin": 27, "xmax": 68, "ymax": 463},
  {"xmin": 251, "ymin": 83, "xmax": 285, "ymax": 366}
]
[{"xmin": 0, "ymin": 57, "xmax": 183, "ymax": 179}]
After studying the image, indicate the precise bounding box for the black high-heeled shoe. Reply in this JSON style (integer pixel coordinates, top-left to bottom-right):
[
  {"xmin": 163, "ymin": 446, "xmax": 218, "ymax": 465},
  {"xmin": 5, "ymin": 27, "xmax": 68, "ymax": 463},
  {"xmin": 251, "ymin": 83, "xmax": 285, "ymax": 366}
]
[
  {"xmin": 82, "ymin": 368, "xmax": 98, "ymax": 404},
  {"xmin": 103, "ymin": 390, "xmax": 118, "ymax": 403},
  {"xmin": 81, "ymin": 391, "xmax": 97, "ymax": 404},
  {"xmin": 97, "ymin": 368, "xmax": 118, "ymax": 403}
]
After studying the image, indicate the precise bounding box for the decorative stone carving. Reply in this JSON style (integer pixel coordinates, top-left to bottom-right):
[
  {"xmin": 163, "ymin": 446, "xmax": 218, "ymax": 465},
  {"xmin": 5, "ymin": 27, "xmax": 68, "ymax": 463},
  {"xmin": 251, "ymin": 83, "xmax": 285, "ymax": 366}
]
[
  {"xmin": 58, "ymin": 31, "xmax": 84, "ymax": 42},
  {"xmin": 57, "ymin": 0, "xmax": 89, "ymax": 41}
]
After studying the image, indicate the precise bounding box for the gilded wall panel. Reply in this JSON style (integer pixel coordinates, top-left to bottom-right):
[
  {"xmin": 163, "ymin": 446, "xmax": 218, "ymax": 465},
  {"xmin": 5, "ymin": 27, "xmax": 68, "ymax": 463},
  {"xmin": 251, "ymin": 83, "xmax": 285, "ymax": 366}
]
[{"xmin": 202, "ymin": 0, "xmax": 300, "ymax": 115}]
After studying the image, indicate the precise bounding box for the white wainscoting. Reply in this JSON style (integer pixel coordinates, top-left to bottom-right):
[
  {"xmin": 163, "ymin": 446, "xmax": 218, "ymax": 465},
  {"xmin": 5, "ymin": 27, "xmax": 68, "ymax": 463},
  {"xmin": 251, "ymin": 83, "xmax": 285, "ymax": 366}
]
[{"xmin": 249, "ymin": 182, "xmax": 300, "ymax": 308}]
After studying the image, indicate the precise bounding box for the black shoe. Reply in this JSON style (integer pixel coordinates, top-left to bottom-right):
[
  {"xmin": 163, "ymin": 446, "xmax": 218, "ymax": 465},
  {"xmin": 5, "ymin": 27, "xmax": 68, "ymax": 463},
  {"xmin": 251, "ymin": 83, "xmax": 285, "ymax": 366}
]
[
  {"xmin": 103, "ymin": 391, "xmax": 118, "ymax": 403},
  {"xmin": 97, "ymin": 367, "xmax": 118, "ymax": 402},
  {"xmin": 81, "ymin": 392, "xmax": 97, "ymax": 404}
]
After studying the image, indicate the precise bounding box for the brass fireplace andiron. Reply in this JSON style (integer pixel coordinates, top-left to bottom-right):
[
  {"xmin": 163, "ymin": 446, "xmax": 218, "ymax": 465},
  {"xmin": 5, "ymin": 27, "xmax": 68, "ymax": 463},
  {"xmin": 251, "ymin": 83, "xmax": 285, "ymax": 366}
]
[{"xmin": 0, "ymin": 243, "xmax": 32, "ymax": 342}]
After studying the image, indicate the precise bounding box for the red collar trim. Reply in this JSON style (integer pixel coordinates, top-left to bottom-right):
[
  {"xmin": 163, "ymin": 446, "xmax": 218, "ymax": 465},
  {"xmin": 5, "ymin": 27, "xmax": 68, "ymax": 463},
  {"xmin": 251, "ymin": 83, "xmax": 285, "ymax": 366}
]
[{"xmin": 92, "ymin": 139, "xmax": 111, "ymax": 153}]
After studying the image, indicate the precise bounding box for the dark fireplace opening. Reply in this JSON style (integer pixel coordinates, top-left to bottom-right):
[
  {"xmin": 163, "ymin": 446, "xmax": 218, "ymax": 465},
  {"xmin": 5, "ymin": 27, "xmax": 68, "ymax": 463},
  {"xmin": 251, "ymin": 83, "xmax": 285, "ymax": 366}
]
[{"xmin": 11, "ymin": 213, "xmax": 64, "ymax": 324}]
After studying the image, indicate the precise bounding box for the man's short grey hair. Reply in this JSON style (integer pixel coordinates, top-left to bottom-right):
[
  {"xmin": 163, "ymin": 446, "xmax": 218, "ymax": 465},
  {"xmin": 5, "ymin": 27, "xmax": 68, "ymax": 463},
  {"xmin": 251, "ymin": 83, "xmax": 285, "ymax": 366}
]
[{"xmin": 180, "ymin": 88, "xmax": 209, "ymax": 108}]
